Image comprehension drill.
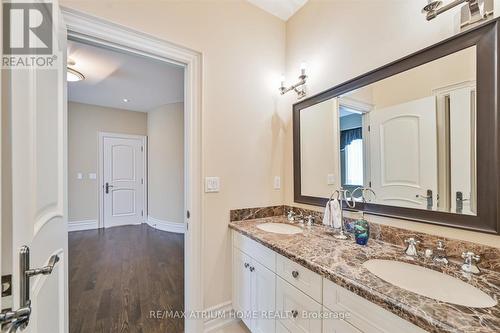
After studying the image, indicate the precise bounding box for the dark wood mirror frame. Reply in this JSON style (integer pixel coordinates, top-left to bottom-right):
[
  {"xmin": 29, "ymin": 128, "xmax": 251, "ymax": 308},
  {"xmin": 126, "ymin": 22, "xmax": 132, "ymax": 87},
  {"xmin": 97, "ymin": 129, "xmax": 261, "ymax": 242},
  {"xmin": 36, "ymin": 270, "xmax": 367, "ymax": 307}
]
[{"xmin": 293, "ymin": 18, "xmax": 500, "ymax": 234}]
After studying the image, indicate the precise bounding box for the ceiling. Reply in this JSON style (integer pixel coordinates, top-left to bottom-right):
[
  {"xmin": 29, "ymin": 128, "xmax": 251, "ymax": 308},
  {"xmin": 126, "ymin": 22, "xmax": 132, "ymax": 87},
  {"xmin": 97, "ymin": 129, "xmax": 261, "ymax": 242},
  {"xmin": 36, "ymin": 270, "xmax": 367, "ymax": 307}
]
[
  {"xmin": 67, "ymin": 40, "xmax": 184, "ymax": 112},
  {"xmin": 247, "ymin": 0, "xmax": 308, "ymax": 20}
]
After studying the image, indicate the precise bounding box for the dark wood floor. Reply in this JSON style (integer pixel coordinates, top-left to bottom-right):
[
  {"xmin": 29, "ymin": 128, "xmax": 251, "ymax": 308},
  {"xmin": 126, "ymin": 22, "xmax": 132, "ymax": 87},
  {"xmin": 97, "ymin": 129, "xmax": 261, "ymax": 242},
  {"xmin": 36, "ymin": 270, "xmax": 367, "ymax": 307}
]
[{"xmin": 69, "ymin": 224, "xmax": 184, "ymax": 333}]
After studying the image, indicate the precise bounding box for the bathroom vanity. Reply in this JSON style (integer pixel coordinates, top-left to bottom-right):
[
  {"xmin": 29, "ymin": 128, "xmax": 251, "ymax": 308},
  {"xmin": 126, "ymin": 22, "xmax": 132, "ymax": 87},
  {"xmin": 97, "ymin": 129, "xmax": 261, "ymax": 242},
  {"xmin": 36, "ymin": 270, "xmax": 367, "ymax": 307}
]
[{"xmin": 229, "ymin": 214, "xmax": 500, "ymax": 333}]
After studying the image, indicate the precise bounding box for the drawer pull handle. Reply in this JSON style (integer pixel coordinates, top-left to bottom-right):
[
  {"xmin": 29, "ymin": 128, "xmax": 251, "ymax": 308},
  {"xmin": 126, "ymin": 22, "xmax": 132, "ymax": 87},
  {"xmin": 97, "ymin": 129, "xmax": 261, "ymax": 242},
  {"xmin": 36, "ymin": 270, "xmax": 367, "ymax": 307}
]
[
  {"xmin": 244, "ymin": 263, "xmax": 249, "ymax": 268},
  {"xmin": 249, "ymin": 266, "xmax": 255, "ymax": 272},
  {"xmin": 292, "ymin": 270, "xmax": 299, "ymax": 278},
  {"xmin": 291, "ymin": 310, "xmax": 299, "ymax": 318}
]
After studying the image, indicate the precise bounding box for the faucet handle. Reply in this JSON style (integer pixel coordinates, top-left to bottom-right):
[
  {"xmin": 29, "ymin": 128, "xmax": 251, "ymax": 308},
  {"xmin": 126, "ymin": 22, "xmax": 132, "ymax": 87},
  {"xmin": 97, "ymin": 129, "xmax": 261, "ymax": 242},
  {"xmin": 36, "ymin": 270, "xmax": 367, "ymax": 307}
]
[
  {"xmin": 436, "ymin": 240, "xmax": 445, "ymax": 250},
  {"xmin": 404, "ymin": 237, "xmax": 420, "ymax": 245},
  {"xmin": 306, "ymin": 215, "xmax": 314, "ymax": 226},
  {"xmin": 462, "ymin": 251, "xmax": 480, "ymax": 262},
  {"xmin": 461, "ymin": 251, "xmax": 481, "ymax": 274}
]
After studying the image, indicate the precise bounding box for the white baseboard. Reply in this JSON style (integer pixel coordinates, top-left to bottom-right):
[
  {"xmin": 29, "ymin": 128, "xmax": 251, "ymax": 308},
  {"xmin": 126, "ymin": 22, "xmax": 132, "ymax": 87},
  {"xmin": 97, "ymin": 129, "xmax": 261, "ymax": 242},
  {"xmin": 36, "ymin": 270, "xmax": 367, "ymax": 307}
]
[
  {"xmin": 146, "ymin": 215, "xmax": 185, "ymax": 234},
  {"xmin": 203, "ymin": 301, "xmax": 238, "ymax": 332},
  {"xmin": 68, "ymin": 219, "xmax": 98, "ymax": 232}
]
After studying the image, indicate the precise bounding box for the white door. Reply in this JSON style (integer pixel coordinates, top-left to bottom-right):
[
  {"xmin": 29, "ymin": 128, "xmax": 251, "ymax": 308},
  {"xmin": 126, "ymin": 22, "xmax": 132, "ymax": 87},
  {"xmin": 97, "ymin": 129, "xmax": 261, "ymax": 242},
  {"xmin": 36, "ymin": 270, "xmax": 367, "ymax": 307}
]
[
  {"xmin": 369, "ymin": 96, "xmax": 438, "ymax": 209},
  {"xmin": 6, "ymin": 1, "xmax": 68, "ymax": 332},
  {"xmin": 251, "ymin": 260, "xmax": 276, "ymax": 333},
  {"xmin": 233, "ymin": 249, "xmax": 252, "ymax": 330},
  {"xmin": 101, "ymin": 134, "xmax": 145, "ymax": 228},
  {"xmin": 449, "ymin": 87, "xmax": 476, "ymax": 214}
]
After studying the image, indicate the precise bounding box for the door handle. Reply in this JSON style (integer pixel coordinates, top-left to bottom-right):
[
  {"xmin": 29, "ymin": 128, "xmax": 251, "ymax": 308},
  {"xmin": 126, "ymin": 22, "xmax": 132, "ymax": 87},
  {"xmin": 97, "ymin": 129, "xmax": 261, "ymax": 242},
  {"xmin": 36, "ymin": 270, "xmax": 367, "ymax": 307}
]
[
  {"xmin": 105, "ymin": 182, "xmax": 114, "ymax": 194},
  {"xmin": 0, "ymin": 246, "xmax": 61, "ymax": 329},
  {"xmin": 416, "ymin": 189, "xmax": 433, "ymax": 210}
]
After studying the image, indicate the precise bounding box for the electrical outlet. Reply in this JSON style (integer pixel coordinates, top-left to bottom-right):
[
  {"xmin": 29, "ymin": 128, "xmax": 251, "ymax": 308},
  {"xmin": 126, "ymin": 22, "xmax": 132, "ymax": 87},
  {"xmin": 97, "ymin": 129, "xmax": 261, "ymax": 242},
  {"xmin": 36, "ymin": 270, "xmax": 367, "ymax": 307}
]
[
  {"xmin": 327, "ymin": 174, "xmax": 335, "ymax": 185},
  {"xmin": 77, "ymin": 172, "xmax": 83, "ymax": 180},
  {"xmin": 274, "ymin": 176, "xmax": 281, "ymax": 190},
  {"xmin": 205, "ymin": 177, "xmax": 220, "ymax": 193},
  {"xmin": 88, "ymin": 173, "xmax": 97, "ymax": 180}
]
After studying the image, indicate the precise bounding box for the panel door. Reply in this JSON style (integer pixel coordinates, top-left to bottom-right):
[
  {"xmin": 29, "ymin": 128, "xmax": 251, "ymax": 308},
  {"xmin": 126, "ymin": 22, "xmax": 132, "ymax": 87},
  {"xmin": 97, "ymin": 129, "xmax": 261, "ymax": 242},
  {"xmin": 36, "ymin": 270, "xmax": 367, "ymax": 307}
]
[
  {"xmin": 369, "ymin": 96, "xmax": 438, "ymax": 209},
  {"xmin": 251, "ymin": 260, "xmax": 276, "ymax": 333},
  {"xmin": 102, "ymin": 135, "xmax": 144, "ymax": 228},
  {"xmin": 449, "ymin": 87, "xmax": 476, "ymax": 214},
  {"xmin": 233, "ymin": 249, "xmax": 253, "ymax": 330},
  {"xmin": 8, "ymin": 1, "xmax": 68, "ymax": 332}
]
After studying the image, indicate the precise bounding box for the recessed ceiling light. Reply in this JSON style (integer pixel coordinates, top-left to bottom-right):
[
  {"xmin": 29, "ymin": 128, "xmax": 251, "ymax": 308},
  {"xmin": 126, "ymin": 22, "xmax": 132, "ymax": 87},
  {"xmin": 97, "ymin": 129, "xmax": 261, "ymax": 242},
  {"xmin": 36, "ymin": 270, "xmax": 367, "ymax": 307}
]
[
  {"xmin": 123, "ymin": 98, "xmax": 130, "ymax": 103},
  {"xmin": 67, "ymin": 67, "xmax": 85, "ymax": 82}
]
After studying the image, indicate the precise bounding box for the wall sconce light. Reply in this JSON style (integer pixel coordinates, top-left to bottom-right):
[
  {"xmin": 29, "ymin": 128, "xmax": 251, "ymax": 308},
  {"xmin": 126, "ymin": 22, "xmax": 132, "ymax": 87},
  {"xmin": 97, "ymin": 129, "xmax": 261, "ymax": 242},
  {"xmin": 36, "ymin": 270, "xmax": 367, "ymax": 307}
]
[{"xmin": 279, "ymin": 63, "xmax": 307, "ymax": 99}]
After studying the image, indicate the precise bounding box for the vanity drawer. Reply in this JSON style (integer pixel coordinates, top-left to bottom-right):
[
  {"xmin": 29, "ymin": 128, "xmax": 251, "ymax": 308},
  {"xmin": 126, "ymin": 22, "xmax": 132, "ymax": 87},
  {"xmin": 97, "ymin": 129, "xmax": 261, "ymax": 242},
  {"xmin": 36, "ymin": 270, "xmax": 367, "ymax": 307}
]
[
  {"xmin": 323, "ymin": 308, "xmax": 361, "ymax": 333},
  {"xmin": 276, "ymin": 276, "xmax": 322, "ymax": 333},
  {"xmin": 323, "ymin": 278, "xmax": 427, "ymax": 333},
  {"xmin": 276, "ymin": 254, "xmax": 322, "ymax": 303},
  {"xmin": 232, "ymin": 231, "xmax": 276, "ymax": 271}
]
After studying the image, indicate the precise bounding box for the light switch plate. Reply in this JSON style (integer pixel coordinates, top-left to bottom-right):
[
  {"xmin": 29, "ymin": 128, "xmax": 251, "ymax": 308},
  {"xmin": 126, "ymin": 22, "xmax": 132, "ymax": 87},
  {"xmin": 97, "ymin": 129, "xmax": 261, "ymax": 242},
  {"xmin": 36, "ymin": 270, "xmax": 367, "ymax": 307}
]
[
  {"xmin": 327, "ymin": 174, "xmax": 335, "ymax": 185},
  {"xmin": 274, "ymin": 176, "xmax": 281, "ymax": 190},
  {"xmin": 205, "ymin": 177, "xmax": 220, "ymax": 193},
  {"xmin": 88, "ymin": 173, "xmax": 97, "ymax": 180},
  {"xmin": 77, "ymin": 173, "xmax": 83, "ymax": 180}
]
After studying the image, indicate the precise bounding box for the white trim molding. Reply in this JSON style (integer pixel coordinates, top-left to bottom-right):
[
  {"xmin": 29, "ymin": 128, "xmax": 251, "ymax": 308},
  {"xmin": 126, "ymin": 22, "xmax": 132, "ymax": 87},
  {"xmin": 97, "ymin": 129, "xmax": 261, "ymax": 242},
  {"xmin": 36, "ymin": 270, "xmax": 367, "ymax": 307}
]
[
  {"xmin": 62, "ymin": 8, "xmax": 204, "ymax": 332},
  {"xmin": 67, "ymin": 219, "xmax": 98, "ymax": 232},
  {"xmin": 146, "ymin": 216, "xmax": 185, "ymax": 234},
  {"xmin": 203, "ymin": 302, "xmax": 238, "ymax": 332}
]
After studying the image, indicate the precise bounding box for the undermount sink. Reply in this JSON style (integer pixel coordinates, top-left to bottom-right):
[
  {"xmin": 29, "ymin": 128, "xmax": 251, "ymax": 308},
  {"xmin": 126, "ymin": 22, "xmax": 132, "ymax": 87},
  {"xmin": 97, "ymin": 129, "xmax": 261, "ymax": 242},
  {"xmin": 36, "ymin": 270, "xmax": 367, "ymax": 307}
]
[
  {"xmin": 363, "ymin": 259, "xmax": 497, "ymax": 308},
  {"xmin": 256, "ymin": 223, "xmax": 303, "ymax": 235}
]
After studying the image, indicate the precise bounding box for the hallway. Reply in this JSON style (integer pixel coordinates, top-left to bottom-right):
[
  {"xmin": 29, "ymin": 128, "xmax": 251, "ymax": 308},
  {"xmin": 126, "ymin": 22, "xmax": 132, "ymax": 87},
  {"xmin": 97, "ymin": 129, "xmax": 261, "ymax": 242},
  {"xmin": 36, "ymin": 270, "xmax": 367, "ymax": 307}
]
[{"xmin": 69, "ymin": 224, "xmax": 184, "ymax": 333}]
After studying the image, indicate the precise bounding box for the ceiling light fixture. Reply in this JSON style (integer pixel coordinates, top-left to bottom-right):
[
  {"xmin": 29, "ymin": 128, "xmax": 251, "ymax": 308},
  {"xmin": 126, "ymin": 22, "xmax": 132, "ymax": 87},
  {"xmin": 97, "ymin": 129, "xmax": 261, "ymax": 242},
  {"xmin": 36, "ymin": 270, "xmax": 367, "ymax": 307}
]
[{"xmin": 67, "ymin": 59, "xmax": 85, "ymax": 82}]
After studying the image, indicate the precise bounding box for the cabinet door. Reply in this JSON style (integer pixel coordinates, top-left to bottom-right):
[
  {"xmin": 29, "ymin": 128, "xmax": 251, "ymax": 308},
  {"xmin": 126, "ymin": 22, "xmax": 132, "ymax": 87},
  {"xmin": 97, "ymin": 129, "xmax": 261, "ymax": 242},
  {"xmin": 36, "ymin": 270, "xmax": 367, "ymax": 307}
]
[
  {"xmin": 233, "ymin": 249, "xmax": 253, "ymax": 329},
  {"xmin": 276, "ymin": 277, "xmax": 322, "ymax": 333},
  {"xmin": 277, "ymin": 321, "xmax": 291, "ymax": 333},
  {"xmin": 251, "ymin": 260, "xmax": 276, "ymax": 333},
  {"xmin": 323, "ymin": 309, "xmax": 361, "ymax": 333}
]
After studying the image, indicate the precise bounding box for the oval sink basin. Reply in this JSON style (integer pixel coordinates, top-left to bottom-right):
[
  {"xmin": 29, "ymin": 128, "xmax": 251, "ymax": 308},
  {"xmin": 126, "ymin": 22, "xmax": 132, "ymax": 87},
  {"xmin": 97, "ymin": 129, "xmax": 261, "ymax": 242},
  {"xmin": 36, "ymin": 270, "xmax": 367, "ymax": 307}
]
[
  {"xmin": 256, "ymin": 223, "xmax": 303, "ymax": 235},
  {"xmin": 363, "ymin": 259, "xmax": 497, "ymax": 308}
]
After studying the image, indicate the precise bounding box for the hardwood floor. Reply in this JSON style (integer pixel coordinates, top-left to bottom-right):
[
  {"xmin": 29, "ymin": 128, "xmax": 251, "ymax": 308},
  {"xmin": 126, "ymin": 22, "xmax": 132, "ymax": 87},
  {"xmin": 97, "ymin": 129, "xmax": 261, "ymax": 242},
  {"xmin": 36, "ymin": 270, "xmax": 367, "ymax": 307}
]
[{"xmin": 69, "ymin": 224, "xmax": 184, "ymax": 333}]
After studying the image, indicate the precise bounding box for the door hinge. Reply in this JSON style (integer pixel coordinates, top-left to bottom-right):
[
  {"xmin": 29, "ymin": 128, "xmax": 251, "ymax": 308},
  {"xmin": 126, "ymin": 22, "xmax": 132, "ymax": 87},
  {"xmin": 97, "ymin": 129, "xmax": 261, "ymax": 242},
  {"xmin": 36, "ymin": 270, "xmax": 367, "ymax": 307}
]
[
  {"xmin": 368, "ymin": 125, "xmax": 371, "ymax": 132},
  {"xmin": 369, "ymin": 181, "xmax": 372, "ymax": 187},
  {"xmin": 141, "ymin": 210, "xmax": 144, "ymax": 217},
  {"xmin": 141, "ymin": 178, "xmax": 144, "ymax": 184},
  {"xmin": 186, "ymin": 210, "xmax": 190, "ymax": 219},
  {"xmin": 141, "ymin": 146, "xmax": 144, "ymax": 152},
  {"xmin": 186, "ymin": 222, "xmax": 189, "ymax": 231}
]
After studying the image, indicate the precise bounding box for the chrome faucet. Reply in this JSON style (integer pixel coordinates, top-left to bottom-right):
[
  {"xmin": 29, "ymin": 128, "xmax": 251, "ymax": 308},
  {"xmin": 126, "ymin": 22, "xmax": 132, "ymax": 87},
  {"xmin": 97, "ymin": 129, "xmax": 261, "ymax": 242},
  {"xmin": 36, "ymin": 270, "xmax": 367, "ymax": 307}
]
[
  {"xmin": 306, "ymin": 215, "xmax": 314, "ymax": 227},
  {"xmin": 404, "ymin": 238, "xmax": 420, "ymax": 258},
  {"xmin": 432, "ymin": 241, "xmax": 449, "ymax": 265},
  {"xmin": 287, "ymin": 210, "xmax": 296, "ymax": 222},
  {"xmin": 461, "ymin": 251, "xmax": 481, "ymax": 274},
  {"xmin": 287, "ymin": 210, "xmax": 303, "ymax": 223}
]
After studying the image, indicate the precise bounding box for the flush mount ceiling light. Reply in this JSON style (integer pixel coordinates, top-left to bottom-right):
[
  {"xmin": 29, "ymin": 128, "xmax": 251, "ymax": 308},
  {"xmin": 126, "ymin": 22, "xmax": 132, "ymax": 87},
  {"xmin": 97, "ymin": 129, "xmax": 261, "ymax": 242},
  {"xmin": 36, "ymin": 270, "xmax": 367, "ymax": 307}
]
[{"xmin": 67, "ymin": 59, "xmax": 85, "ymax": 82}]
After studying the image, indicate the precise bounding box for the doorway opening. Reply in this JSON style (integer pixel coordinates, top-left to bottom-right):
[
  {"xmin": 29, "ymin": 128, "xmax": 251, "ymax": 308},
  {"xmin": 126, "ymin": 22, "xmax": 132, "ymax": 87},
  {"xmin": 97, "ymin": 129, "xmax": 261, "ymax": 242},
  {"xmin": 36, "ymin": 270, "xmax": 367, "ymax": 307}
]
[{"xmin": 67, "ymin": 37, "xmax": 186, "ymax": 332}]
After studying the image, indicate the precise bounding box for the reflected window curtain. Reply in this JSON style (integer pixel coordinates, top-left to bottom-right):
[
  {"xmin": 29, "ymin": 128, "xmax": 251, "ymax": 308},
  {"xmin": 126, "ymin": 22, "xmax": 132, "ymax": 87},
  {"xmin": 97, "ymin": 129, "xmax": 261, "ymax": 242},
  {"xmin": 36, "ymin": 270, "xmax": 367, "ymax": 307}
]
[{"xmin": 340, "ymin": 127, "xmax": 363, "ymax": 185}]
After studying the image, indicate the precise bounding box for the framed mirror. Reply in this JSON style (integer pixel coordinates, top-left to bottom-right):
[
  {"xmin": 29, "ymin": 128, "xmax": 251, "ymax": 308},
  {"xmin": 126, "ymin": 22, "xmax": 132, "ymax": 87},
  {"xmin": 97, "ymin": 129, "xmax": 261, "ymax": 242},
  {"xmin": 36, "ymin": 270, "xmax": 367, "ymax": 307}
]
[{"xmin": 293, "ymin": 19, "xmax": 500, "ymax": 234}]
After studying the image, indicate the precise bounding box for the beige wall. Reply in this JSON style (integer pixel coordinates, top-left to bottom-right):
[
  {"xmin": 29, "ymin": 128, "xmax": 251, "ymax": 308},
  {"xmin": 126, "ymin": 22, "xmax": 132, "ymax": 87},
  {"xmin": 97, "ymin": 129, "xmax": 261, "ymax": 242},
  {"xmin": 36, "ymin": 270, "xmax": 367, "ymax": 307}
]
[
  {"xmin": 68, "ymin": 102, "xmax": 147, "ymax": 222},
  {"xmin": 147, "ymin": 103, "xmax": 184, "ymax": 223},
  {"xmin": 61, "ymin": 0, "xmax": 286, "ymax": 309},
  {"xmin": 284, "ymin": 0, "xmax": 500, "ymax": 247},
  {"xmin": 300, "ymin": 99, "xmax": 339, "ymax": 198}
]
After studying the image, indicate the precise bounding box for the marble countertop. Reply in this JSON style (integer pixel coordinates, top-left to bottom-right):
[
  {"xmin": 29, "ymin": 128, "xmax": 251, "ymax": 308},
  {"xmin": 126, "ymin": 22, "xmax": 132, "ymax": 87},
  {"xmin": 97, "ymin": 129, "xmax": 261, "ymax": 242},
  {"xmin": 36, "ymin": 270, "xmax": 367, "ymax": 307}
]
[{"xmin": 229, "ymin": 216, "xmax": 500, "ymax": 333}]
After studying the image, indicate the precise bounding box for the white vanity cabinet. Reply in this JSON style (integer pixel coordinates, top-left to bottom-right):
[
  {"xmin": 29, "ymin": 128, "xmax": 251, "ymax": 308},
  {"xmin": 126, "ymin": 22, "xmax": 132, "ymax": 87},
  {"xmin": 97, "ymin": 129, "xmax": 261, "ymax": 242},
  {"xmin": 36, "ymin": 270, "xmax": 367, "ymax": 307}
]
[
  {"xmin": 233, "ymin": 234, "xmax": 276, "ymax": 333},
  {"xmin": 232, "ymin": 231, "xmax": 428, "ymax": 333}
]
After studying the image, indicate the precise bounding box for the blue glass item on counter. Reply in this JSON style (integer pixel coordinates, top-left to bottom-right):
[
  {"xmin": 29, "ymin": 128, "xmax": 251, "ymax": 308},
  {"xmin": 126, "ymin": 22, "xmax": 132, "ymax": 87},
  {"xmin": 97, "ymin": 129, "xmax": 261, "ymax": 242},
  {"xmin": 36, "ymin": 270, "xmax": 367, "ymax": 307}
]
[{"xmin": 354, "ymin": 219, "xmax": 370, "ymax": 245}]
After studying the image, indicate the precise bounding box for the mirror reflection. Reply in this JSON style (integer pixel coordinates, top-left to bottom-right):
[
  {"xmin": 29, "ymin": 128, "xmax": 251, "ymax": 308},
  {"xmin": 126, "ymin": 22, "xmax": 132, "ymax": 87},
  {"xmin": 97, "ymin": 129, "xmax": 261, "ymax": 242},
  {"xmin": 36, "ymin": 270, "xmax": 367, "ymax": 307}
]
[{"xmin": 300, "ymin": 46, "xmax": 477, "ymax": 215}]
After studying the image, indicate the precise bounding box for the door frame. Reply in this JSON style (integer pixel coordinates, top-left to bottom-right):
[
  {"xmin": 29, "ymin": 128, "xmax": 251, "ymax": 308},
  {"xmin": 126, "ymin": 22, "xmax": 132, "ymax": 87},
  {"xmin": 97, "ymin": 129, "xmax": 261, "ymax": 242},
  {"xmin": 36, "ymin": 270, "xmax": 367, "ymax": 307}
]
[
  {"xmin": 62, "ymin": 8, "xmax": 204, "ymax": 332},
  {"xmin": 98, "ymin": 132, "xmax": 147, "ymax": 229}
]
